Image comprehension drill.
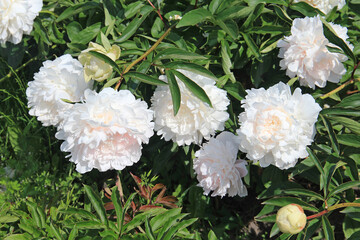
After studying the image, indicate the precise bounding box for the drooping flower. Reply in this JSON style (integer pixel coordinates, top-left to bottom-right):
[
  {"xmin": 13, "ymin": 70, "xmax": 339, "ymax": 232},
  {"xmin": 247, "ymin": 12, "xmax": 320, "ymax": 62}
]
[
  {"xmin": 277, "ymin": 16, "xmax": 352, "ymax": 89},
  {"xmin": 276, "ymin": 204, "xmax": 307, "ymax": 234},
  {"xmin": 151, "ymin": 70, "xmax": 230, "ymax": 146},
  {"xmin": 0, "ymin": 0, "xmax": 43, "ymax": 44},
  {"xmin": 55, "ymin": 88, "xmax": 154, "ymax": 174},
  {"xmin": 193, "ymin": 131, "xmax": 248, "ymax": 197},
  {"xmin": 293, "ymin": 0, "xmax": 346, "ymax": 14},
  {"xmin": 26, "ymin": 54, "xmax": 92, "ymax": 127},
  {"xmin": 78, "ymin": 42, "xmax": 121, "ymax": 82},
  {"xmin": 236, "ymin": 82, "xmax": 321, "ymax": 170}
]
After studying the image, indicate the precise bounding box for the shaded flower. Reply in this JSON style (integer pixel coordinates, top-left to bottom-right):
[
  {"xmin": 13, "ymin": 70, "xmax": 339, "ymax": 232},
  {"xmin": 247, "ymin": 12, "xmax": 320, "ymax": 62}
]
[
  {"xmin": 277, "ymin": 16, "xmax": 352, "ymax": 89},
  {"xmin": 236, "ymin": 82, "xmax": 321, "ymax": 170},
  {"xmin": 276, "ymin": 204, "xmax": 307, "ymax": 234},
  {"xmin": 150, "ymin": 70, "xmax": 229, "ymax": 146},
  {"xmin": 293, "ymin": 0, "xmax": 345, "ymax": 14},
  {"xmin": 26, "ymin": 54, "xmax": 92, "ymax": 127},
  {"xmin": 0, "ymin": 0, "xmax": 42, "ymax": 44},
  {"xmin": 79, "ymin": 42, "xmax": 121, "ymax": 82},
  {"xmin": 56, "ymin": 88, "xmax": 154, "ymax": 174},
  {"xmin": 193, "ymin": 131, "xmax": 248, "ymax": 198}
]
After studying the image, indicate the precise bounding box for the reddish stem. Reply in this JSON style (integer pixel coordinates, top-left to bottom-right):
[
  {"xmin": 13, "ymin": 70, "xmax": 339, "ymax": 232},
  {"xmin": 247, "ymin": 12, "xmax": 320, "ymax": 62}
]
[{"xmin": 146, "ymin": 0, "xmax": 165, "ymax": 25}]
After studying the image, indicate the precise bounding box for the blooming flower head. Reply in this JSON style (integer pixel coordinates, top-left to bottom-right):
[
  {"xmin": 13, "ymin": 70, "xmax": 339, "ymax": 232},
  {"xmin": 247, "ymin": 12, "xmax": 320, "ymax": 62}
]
[
  {"xmin": 193, "ymin": 131, "xmax": 248, "ymax": 198},
  {"xmin": 0, "ymin": 0, "xmax": 43, "ymax": 44},
  {"xmin": 277, "ymin": 16, "xmax": 352, "ymax": 89},
  {"xmin": 26, "ymin": 54, "xmax": 92, "ymax": 127},
  {"xmin": 236, "ymin": 82, "xmax": 321, "ymax": 170},
  {"xmin": 151, "ymin": 70, "xmax": 230, "ymax": 146},
  {"xmin": 276, "ymin": 204, "xmax": 307, "ymax": 234},
  {"xmin": 79, "ymin": 42, "xmax": 121, "ymax": 82},
  {"xmin": 293, "ymin": 0, "xmax": 346, "ymax": 14},
  {"xmin": 55, "ymin": 88, "xmax": 154, "ymax": 173}
]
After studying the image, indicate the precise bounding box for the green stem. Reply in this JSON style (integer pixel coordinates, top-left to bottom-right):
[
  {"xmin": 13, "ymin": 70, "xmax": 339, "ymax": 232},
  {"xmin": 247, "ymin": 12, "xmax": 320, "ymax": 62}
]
[
  {"xmin": 320, "ymin": 78, "xmax": 359, "ymax": 99},
  {"xmin": 307, "ymin": 202, "xmax": 360, "ymax": 220},
  {"xmin": 0, "ymin": 57, "xmax": 37, "ymax": 83},
  {"xmin": 40, "ymin": 10, "xmax": 59, "ymax": 18},
  {"xmin": 114, "ymin": 26, "xmax": 173, "ymax": 90}
]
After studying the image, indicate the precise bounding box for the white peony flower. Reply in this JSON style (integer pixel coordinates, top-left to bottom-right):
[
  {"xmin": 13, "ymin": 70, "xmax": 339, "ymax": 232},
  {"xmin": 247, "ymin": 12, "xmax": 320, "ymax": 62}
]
[
  {"xmin": 277, "ymin": 16, "xmax": 352, "ymax": 89},
  {"xmin": 236, "ymin": 82, "xmax": 321, "ymax": 170},
  {"xmin": 26, "ymin": 54, "xmax": 92, "ymax": 127},
  {"xmin": 150, "ymin": 70, "xmax": 230, "ymax": 146},
  {"xmin": 193, "ymin": 131, "xmax": 248, "ymax": 198},
  {"xmin": 293, "ymin": 0, "xmax": 346, "ymax": 14},
  {"xmin": 55, "ymin": 88, "xmax": 154, "ymax": 174},
  {"xmin": 0, "ymin": 0, "xmax": 43, "ymax": 44},
  {"xmin": 79, "ymin": 42, "xmax": 121, "ymax": 82}
]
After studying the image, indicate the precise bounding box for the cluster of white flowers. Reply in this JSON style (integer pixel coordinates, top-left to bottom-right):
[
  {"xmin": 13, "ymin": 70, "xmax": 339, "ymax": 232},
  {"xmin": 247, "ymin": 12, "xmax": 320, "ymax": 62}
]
[
  {"xmin": 278, "ymin": 16, "xmax": 352, "ymax": 89},
  {"xmin": 293, "ymin": 0, "xmax": 346, "ymax": 14},
  {"xmin": 193, "ymin": 132, "xmax": 248, "ymax": 197},
  {"xmin": 151, "ymin": 70, "xmax": 230, "ymax": 146},
  {"xmin": 0, "ymin": 0, "xmax": 43, "ymax": 44},
  {"xmin": 56, "ymin": 88, "xmax": 154, "ymax": 173},
  {"xmin": 26, "ymin": 54, "xmax": 92, "ymax": 127},
  {"xmin": 236, "ymin": 82, "xmax": 321, "ymax": 169}
]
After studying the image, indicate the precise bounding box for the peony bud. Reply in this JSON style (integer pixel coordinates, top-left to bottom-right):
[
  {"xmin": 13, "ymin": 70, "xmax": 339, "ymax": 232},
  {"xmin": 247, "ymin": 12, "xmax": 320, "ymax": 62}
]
[
  {"xmin": 79, "ymin": 42, "xmax": 121, "ymax": 82},
  {"xmin": 276, "ymin": 204, "xmax": 307, "ymax": 234}
]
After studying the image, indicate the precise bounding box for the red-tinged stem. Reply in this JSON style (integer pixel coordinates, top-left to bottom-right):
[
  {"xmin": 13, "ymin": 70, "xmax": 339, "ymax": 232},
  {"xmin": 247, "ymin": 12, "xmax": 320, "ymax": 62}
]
[
  {"xmin": 307, "ymin": 202, "xmax": 360, "ymax": 220},
  {"xmin": 146, "ymin": 0, "xmax": 166, "ymax": 25}
]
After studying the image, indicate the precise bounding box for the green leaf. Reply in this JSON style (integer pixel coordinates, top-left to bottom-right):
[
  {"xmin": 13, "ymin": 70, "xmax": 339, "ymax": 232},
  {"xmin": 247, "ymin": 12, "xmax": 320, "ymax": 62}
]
[
  {"xmin": 241, "ymin": 33, "xmax": 262, "ymax": 61},
  {"xmin": 224, "ymin": 82, "xmax": 246, "ymax": 101},
  {"xmin": 177, "ymin": 8, "xmax": 213, "ymax": 28},
  {"xmin": 164, "ymin": 61, "xmax": 218, "ymax": 82},
  {"xmin": 56, "ymin": 2, "xmax": 100, "ymax": 22},
  {"xmin": 150, "ymin": 208, "xmax": 182, "ymax": 232},
  {"xmin": 162, "ymin": 218, "xmax": 198, "ymax": 240},
  {"xmin": 321, "ymin": 108, "xmax": 360, "ymax": 117},
  {"xmin": 322, "ymin": 216, "xmax": 335, "ymax": 240},
  {"xmin": 123, "ymin": 208, "xmax": 166, "ymax": 233},
  {"xmin": 68, "ymin": 22, "xmax": 101, "ymax": 45},
  {"xmin": 217, "ymin": 5, "xmax": 253, "ymax": 21},
  {"xmin": 68, "ymin": 225, "xmax": 78, "ymax": 240},
  {"xmin": 329, "ymin": 116, "xmax": 360, "ymax": 135},
  {"xmin": 255, "ymin": 214, "xmax": 276, "ymax": 223},
  {"xmin": 241, "ymin": 3, "xmax": 265, "ymax": 29},
  {"xmin": 67, "ymin": 221, "xmax": 105, "ymax": 229},
  {"xmin": 263, "ymin": 197, "xmax": 319, "ymax": 212},
  {"xmin": 326, "ymin": 181, "xmax": 360, "ymax": 200},
  {"xmin": 173, "ymin": 70, "xmax": 212, "ymax": 107},
  {"xmin": 290, "ymin": 2, "xmax": 324, "ymax": 17},
  {"xmin": 320, "ymin": 18, "xmax": 357, "ymax": 64},
  {"xmin": 26, "ymin": 201, "xmax": 41, "ymax": 228},
  {"xmin": 88, "ymin": 51, "xmax": 122, "ymax": 75},
  {"xmin": 272, "ymin": 5, "xmax": 292, "ymax": 24},
  {"xmin": 49, "ymin": 223, "xmax": 62, "ymax": 240},
  {"xmin": 4, "ymin": 234, "xmax": 32, "ymax": 240},
  {"xmin": 207, "ymin": 230, "xmax": 218, "ymax": 240},
  {"xmin": 120, "ymin": 193, "xmax": 136, "ymax": 235},
  {"xmin": 221, "ymin": 40, "xmax": 236, "ymax": 83},
  {"xmin": 145, "ymin": 217, "xmax": 155, "ymax": 240},
  {"xmin": 281, "ymin": 189, "xmax": 323, "ymax": 201},
  {"xmin": 214, "ymin": 19, "xmax": 239, "ymax": 40},
  {"xmin": 116, "ymin": 6, "xmax": 153, "ymax": 43},
  {"xmin": 156, "ymin": 213, "xmax": 189, "ymax": 240},
  {"xmin": 0, "ymin": 215, "xmax": 19, "ymax": 223},
  {"xmin": 111, "ymin": 187, "xmax": 122, "ymax": 233},
  {"xmin": 324, "ymin": 161, "xmax": 347, "ymax": 199},
  {"xmin": 125, "ymin": 72, "xmax": 167, "ymax": 85},
  {"xmin": 60, "ymin": 208, "xmax": 97, "ymax": 220},
  {"xmin": 166, "ymin": 70, "xmax": 181, "ymax": 116},
  {"xmin": 337, "ymin": 134, "xmax": 360, "ymax": 148},
  {"xmin": 154, "ymin": 48, "xmax": 207, "ymax": 61},
  {"xmin": 336, "ymin": 94, "xmax": 360, "ymax": 108},
  {"xmin": 320, "ymin": 114, "xmax": 340, "ymax": 155},
  {"xmin": 306, "ymin": 147, "xmax": 326, "ymax": 178},
  {"xmin": 269, "ymin": 223, "xmax": 280, "ymax": 238},
  {"xmin": 84, "ymin": 185, "xmax": 108, "ymax": 227}
]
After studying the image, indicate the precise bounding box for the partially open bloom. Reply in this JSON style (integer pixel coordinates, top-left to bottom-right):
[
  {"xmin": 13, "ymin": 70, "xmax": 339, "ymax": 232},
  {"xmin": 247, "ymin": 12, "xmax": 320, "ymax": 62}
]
[
  {"xmin": 276, "ymin": 204, "xmax": 307, "ymax": 234},
  {"xmin": 26, "ymin": 54, "xmax": 92, "ymax": 127},
  {"xmin": 151, "ymin": 70, "xmax": 229, "ymax": 146},
  {"xmin": 278, "ymin": 16, "xmax": 352, "ymax": 89},
  {"xmin": 56, "ymin": 88, "xmax": 154, "ymax": 174},
  {"xmin": 193, "ymin": 131, "xmax": 248, "ymax": 197},
  {"xmin": 79, "ymin": 42, "xmax": 121, "ymax": 82},
  {"xmin": 293, "ymin": 0, "xmax": 345, "ymax": 14},
  {"xmin": 0, "ymin": 0, "xmax": 42, "ymax": 44},
  {"xmin": 236, "ymin": 82, "xmax": 321, "ymax": 169}
]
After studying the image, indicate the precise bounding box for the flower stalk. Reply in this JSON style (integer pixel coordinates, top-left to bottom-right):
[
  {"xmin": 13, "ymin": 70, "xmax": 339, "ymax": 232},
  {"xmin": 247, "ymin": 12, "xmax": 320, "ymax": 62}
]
[{"xmin": 306, "ymin": 202, "xmax": 360, "ymax": 220}]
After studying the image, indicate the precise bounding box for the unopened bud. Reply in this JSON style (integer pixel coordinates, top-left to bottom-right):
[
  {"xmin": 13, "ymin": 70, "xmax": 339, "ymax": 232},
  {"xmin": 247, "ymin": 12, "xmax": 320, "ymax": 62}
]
[{"xmin": 276, "ymin": 204, "xmax": 307, "ymax": 234}]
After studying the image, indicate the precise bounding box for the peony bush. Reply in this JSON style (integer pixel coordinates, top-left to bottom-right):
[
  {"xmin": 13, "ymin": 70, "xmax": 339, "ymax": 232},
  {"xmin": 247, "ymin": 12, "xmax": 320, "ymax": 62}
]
[{"xmin": 1, "ymin": 0, "xmax": 360, "ymax": 239}]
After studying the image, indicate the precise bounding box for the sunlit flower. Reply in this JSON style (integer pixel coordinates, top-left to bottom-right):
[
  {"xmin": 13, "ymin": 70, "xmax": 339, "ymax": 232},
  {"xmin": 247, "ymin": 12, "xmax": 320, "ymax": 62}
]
[
  {"xmin": 276, "ymin": 204, "xmax": 307, "ymax": 234},
  {"xmin": 26, "ymin": 54, "xmax": 92, "ymax": 127},
  {"xmin": 277, "ymin": 16, "xmax": 351, "ymax": 89},
  {"xmin": 150, "ymin": 70, "xmax": 229, "ymax": 146},
  {"xmin": 293, "ymin": 0, "xmax": 346, "ymax": 14},
  {"xmin": 55, "ymin": 88, "xmax": 154, "ymax": 174},
  {"xmin": 0, "ymin": 0, "xmax": 43, "ymax": 44},
  {"xmin": 193, "ymin": 131, "xmax": 248, "ymax": 197},
  {"xmin": 79, "ymin": 42, "xmax": 121, "ymax": 82},
  {"xmin": 236, "ymin": 82, "xmax": 321, "ymax": 170}
]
